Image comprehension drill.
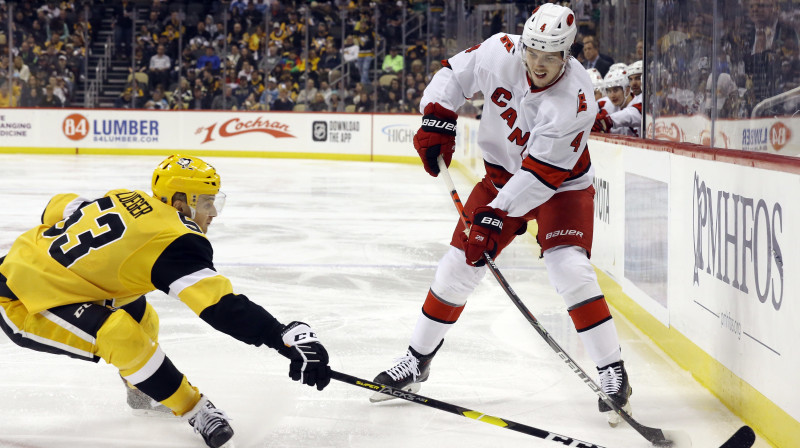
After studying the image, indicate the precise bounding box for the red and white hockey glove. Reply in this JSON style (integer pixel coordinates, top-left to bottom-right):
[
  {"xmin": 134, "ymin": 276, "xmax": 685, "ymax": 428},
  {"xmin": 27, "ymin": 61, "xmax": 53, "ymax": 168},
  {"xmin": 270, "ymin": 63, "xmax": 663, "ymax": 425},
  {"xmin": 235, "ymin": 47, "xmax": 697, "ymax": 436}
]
[
  {"xmin": 414, "ymin": 102, "xmax": 458, "ymax": 177},
  {"xmin": 464, "ymin": 206, "xmax": 506, "ymax": 266},
  {"xmin": 592, "ymin": 109, "xmax": 614, "ymax": 133}
]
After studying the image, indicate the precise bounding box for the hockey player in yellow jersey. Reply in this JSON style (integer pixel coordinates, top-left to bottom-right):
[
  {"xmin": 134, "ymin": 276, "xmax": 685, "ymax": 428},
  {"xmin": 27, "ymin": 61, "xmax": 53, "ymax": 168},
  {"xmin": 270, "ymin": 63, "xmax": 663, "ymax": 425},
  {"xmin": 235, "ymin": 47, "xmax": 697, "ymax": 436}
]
[{"xmin": 0, "ymin": 154, "xmax": 332, "ymax": 448}]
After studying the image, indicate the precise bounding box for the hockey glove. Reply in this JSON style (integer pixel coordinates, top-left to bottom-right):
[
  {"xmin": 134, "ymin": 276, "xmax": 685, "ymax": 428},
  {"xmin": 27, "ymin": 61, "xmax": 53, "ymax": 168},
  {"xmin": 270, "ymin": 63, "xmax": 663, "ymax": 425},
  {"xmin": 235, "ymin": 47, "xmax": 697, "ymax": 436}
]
[
  {"xmin": 414, "ymin": 102, "xmax": 458, "ymax": 177},
  {"xmin": 277, "ymin": 321, "xmax": 331, "ymax": 391},
  {"xmin": 464, "ymin": 206, "xmax": 506, "ymax": 267},
  {"xmin": 592, "ymin": 110, "xmax": 614, "ymax": 133}
]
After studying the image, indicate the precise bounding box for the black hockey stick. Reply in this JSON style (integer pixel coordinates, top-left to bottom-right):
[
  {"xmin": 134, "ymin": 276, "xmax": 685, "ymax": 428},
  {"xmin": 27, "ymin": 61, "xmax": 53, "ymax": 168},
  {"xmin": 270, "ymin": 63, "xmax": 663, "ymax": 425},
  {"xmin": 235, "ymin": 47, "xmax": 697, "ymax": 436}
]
[
  {"xmin": 435, "ymin": 157, "xmax": 698, "ymax": 447},
  {"xmin": 332, "ymin": 369, "xmax": 612, "ymax": 448}
]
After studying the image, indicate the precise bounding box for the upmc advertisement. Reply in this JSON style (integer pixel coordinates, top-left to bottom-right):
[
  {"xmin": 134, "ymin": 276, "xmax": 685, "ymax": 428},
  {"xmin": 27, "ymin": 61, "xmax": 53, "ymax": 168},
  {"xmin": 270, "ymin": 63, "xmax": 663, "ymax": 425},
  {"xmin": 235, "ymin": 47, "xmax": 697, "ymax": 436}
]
[{"xmin": 589, "ymin": 137, "xmax": 799, "ymax": 447}]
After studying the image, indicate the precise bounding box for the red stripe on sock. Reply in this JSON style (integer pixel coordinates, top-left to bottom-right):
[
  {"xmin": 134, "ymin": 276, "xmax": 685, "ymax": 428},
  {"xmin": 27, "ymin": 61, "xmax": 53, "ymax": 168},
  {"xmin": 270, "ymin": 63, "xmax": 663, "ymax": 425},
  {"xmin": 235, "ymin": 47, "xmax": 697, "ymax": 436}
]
[
  {"xmin": 568, "ymin": 297, "xmax": 611, "ymax": 332},
  {"xmin": 422, "ymin": 290, "xmax": 464, "ymax": 324}
]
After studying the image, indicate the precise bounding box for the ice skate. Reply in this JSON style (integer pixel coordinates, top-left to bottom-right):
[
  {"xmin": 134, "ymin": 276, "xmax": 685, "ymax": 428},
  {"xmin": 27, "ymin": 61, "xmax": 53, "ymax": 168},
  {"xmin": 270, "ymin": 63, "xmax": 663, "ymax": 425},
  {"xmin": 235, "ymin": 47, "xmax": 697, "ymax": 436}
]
[
  {"xmin": 124, "ymin": 379, "xmax": 173, "ymax": 417},
  {"xmin": 597, "ymin": 360, "xmax": 632, "ymax": 427},
  {"xmin": 370, "ymin": 341, "xmax": 442, "ymax": 403},
  {"xmin": 186, "ymin": 396, "xmax": 235, "ymax": 448}
]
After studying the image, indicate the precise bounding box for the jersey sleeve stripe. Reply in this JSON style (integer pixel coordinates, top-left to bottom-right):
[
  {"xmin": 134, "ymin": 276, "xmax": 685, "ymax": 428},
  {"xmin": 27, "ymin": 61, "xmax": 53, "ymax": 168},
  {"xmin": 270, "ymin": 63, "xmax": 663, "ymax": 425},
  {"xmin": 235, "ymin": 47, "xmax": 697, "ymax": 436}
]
[
  {"xmin": 564, "ymin": 150, "xmax": 592, "ymax": 182},
  {"xmin": 521, "ymin": 155, "xmax": 571, "ymax": 190},
  {"xmin": 151, "ymin": 234, "xmax": 215, "ymax": 294},
  {"xmin": 167, "ymin": 268, "xmax": 219, "ymax": 299}
]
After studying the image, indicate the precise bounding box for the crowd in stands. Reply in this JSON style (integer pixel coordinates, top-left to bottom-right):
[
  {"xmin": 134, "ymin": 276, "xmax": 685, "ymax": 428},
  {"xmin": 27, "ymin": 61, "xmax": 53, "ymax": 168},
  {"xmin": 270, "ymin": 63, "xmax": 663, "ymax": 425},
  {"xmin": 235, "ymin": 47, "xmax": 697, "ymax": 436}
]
[
  {"xmin": 0, "ymin": 0, "xmax": 94, "ymax": 107},
  {"xmin": 2, "ymin": 0, "xmax": 797, "ymax": 119},
  {"xmin": 85, "ymin": 0, "xmax": 454, "ymax": 113}
]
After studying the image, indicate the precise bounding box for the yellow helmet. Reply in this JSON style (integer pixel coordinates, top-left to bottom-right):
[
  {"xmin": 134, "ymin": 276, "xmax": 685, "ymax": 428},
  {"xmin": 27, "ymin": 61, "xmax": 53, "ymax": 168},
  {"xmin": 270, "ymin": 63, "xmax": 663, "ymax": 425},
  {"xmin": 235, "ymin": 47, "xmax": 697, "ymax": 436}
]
[{"xmin": 152, "ymin": 154, "xmax": 221, "ymax": 208}]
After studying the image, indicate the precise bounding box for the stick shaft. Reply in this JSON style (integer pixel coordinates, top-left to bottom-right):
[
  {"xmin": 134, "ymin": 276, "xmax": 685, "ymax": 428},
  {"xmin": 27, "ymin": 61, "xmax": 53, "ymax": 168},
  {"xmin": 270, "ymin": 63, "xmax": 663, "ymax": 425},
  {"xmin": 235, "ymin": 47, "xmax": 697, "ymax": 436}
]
[{"xmin": 331, "ymin": 370, "xmax": 609, "ymax": 448}]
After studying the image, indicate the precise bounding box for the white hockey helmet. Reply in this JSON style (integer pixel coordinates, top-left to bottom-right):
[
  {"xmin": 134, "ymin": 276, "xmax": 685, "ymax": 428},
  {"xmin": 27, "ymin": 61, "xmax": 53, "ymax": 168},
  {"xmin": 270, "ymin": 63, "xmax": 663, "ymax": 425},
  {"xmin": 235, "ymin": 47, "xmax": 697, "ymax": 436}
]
[
  {"xmin": 608, "ymin": 62, "xmax": 628, "ymax": 73},
  {"xmin": 627, "ymin": 60, "xmax": 643, "ymax": 77},
  {"xmin": 519, "ymin": 3, "xmax": 577, "ymax": 59},
  {"xmin": 586, "ymin": 67, "xmax": 605, "ymax": 94},
  {"xmin": 604, "ymin": 68, "xmax": 629, "ymax": 89}
]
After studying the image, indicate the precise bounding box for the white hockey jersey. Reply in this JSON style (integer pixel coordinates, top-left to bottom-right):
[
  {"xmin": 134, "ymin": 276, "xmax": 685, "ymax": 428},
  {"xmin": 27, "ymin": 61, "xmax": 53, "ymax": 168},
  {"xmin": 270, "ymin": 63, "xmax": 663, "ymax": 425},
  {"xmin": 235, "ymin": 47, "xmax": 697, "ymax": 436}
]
[
  {"xmin": 609, "ymin": 93, "xmax": 643, "ymax": 136},
  {"xmin": 420, "ymin": 33, "xmax": 598, "ymax": 217}
]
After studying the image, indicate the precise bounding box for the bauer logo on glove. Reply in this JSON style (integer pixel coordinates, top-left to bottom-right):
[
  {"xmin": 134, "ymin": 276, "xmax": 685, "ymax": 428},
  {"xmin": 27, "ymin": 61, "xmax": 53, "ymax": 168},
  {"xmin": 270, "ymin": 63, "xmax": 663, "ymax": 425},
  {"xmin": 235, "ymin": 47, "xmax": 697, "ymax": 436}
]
[{"xmin": 421, "ymin": 118, "xmax": 457, "ymax": 134}]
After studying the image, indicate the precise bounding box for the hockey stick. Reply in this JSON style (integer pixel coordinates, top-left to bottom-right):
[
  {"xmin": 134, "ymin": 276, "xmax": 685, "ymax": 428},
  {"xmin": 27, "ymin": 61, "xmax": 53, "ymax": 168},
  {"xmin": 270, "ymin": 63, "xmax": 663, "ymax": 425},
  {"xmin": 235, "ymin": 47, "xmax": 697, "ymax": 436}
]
[
  {"xmin": 435, "ymin": 156, "xmax": 697, "ymax": 447},
  {"xmin": 331, "ymin": 369, "xmax": 612, "ymax": 448}
]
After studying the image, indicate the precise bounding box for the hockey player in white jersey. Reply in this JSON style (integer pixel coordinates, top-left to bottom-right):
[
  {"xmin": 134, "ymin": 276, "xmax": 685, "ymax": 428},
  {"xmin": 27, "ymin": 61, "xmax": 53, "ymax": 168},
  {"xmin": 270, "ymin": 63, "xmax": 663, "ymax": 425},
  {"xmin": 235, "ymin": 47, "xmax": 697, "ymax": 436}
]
[
  {"xmin": 594, "ymin": 61, "xmax": 643, "ymax": 136},
  {"xmin": 587, "ymin": 67, "xmax": 606, "ymax": 100},
  {"xmin": 372, "ymin": 3, "xmax": 633, "ymax": 426}
]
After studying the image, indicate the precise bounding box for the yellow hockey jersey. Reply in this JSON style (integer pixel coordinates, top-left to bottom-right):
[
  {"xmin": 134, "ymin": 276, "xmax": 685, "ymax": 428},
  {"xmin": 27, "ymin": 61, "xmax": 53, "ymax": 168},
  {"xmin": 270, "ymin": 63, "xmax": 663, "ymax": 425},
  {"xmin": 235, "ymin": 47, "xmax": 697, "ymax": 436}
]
[{"xmin": 0, "ymin": 190, "xmax": 284, "ymax": 348}]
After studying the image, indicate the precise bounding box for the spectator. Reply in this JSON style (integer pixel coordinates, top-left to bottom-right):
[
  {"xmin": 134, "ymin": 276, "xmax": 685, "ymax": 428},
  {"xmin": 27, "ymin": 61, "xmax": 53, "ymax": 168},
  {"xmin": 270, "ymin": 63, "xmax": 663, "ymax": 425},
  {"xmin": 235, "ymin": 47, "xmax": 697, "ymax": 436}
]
[
  {"xmin": 309, "ymin": 92, "xmax": 327, "ymax": 111},
  {"xmin": 327, "ymin": 91, "xmax": 342, "ymax": 112},
  {"xmin": 406, "ymin": 38, "xmax": 427, "ymax": 61},
  {"xmin": 197, "ymin": 44, "xmax": 221, "ymax": 73},
  {"xmin": 149, "ymin": 44, "xmax": 171, "ymax": 91},
  {"xmin": 237, "ymin": 60, "xmax": 254, "ymax": 81},
  {"xmin": 742, "ymin": 0, "xmax": 800, "ymax": 112},
  {"xmin": 19, "ymin": 41, "xmax": 37, "ymax": 67},
  {"xmin": 270, "ymin": 22, "xmax": 291, "ymax": 47},
  {"xmin": 249, "ymin": 72, "xmax": 265, "ymax": 96},
  {"xmin": 190, "ymin": 21, "xmax": 212, "ymax": 48},
  {"xmin": 144, "ymin": 10, "xmax": 161, "ymax": 39},
  {"xmin": 317, "ymin": 80, "xmax": 333, "ymax": 103},
  {"xmin": 295, "ymin": 78, "xmax": 318, "ymax": 105},
  {"xmin": 113, "ymin": 0, "xmax": 134, "ymax": 58},
  {"xmin": 112, "ymin": 89, "xmax": 135, "ymax": 111},
  {"xmin": 237, "ymin": 47, "xmax": 256, "ymax": 74},
  {"xmin": 211, "ymin": 85, "xmax": 240, "ymax": 110},
  {"xmin": 150, "ymin": 89, "xmax": 169, "ymax": 109},
  {"xmin": 228, "ymin": 22, "xmax": 246, "ymax": 48},
  {"xmin": 355, "ymin": 23, "xmax": 377, "ymax": 84},
  {"xmin": 260, "ymin": 41, "xmax": 281, "ymax": 73},
  {"xmin": 242, "ymin": 92, "xmax": 264, "ymax": 111},
  {"xmin": 232, "ymin": 76, "xmax": 253, "ymax": 104},
  {"xmin": 13, "ymin": 55, "xmax": 31, "ymax": 83},
  {"xmin": 0, "ymin": 80, "xmax": 21, "ymax": 108},
  {"xmin": 40, "ymin": 84, "xmax": 64, "ymax": 107},
  {"xmin": 189, "ymin": 85, "xmax": 211, "ymax": 110},
  {"xmin": 48, "ymin": 76, "xmax": 68, "ymax": 105},
  {"xmin": 170, "ymin": 78, "xmax": 193, "ymax": 109},
  {"xmin": 260, "ymin": 76, "xmax": 279, "ymax": 107},
  {"xmin": 382, "ymin": 46, "xmax": 404, "ymax": 74},
  {"xmin": 162, "ymin": 11, "xmax": 185, "ymax": 37},
  {"xmin": 581, "ymin": 36, "xmax": 613, "ymax": 77},
  {"xmin": 19, "ymin": 76, "xmax": 43, "ymax": 107},
  {"xmin": 271, "ymin": 86, "xmax": 295, "ymax": 111}
]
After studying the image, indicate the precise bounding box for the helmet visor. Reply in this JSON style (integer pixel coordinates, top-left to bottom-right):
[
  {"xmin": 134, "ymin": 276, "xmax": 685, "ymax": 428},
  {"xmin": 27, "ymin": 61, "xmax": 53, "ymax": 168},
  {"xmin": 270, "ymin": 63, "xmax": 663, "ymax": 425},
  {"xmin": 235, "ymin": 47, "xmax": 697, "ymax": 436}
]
[{"xmin": 195, "ymin": 192, "xmax": 226, "ymax": 217}]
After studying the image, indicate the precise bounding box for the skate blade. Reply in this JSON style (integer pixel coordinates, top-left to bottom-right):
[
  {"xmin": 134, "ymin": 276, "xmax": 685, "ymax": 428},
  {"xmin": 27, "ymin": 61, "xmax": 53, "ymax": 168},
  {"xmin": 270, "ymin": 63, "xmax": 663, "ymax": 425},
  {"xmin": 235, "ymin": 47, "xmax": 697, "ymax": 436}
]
[
  {"xmin": 369, "ymin": 382, "xmax": 422, "ymax": 403},
  {"xmin": 606, "ymin": 402, "xmax": 632, "ymax": 427},
  {"xmin": 130, "ymin": 407, "xmax": 176, "ymax": 418}
]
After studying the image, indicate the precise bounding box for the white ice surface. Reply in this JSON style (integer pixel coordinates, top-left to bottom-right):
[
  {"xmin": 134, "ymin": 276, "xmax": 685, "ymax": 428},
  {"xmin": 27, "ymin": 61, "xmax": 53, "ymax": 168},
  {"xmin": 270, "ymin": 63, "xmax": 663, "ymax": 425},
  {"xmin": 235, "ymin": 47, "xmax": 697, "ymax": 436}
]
[{"xmin": 0, "ymin": 155, "xmax": 767, "ymax": 448}]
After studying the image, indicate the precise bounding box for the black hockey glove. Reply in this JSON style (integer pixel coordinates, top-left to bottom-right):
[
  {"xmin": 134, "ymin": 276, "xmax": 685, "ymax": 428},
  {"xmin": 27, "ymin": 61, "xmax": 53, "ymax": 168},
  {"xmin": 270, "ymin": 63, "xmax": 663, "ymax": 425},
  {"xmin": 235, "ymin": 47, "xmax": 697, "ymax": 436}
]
[{"xmin": 277, "ymin": 321, "xmax": 331, "ymax": 391}]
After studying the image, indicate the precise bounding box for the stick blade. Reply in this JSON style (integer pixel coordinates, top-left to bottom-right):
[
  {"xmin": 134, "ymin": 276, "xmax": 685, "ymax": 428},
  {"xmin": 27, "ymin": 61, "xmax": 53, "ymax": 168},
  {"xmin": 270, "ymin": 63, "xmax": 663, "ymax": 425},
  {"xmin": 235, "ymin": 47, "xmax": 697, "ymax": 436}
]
[{"xmin": 718, "ymin": 426, "xmax": 756, "ymax": 448}]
